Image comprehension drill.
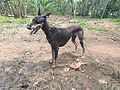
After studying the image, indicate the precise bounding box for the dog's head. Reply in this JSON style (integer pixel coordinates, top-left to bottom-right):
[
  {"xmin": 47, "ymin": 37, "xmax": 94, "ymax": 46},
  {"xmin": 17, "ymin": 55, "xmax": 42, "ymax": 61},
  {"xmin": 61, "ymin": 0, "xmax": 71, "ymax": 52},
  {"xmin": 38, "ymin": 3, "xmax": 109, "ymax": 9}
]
[{"xmin": 27, "ymin": 8, "xmax": 51, "ymax": 35}]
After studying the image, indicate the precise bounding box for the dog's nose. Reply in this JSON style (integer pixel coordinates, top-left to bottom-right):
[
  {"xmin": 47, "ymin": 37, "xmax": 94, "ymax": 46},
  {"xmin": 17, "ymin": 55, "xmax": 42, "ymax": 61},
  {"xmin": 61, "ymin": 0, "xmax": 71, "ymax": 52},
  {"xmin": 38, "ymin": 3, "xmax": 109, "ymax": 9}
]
[{"xmin": 27, "ymin": 25, "xmax": 32, "ymax": 30}]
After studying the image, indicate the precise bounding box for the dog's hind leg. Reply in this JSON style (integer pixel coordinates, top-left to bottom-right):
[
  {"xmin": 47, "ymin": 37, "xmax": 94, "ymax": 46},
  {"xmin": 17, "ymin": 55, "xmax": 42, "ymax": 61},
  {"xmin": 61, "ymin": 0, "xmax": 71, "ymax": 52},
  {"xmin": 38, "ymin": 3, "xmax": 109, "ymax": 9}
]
[
  {"xmin": 78, "ymin": 30, "xmax": 85, "ymax": 57},
  {"xmin": 71, "ymin": 35, "xmax": 77, "ymax": 51},
  {"xmin": 80, "ymin": 40, "xmax": 85, "ymax": 55}
]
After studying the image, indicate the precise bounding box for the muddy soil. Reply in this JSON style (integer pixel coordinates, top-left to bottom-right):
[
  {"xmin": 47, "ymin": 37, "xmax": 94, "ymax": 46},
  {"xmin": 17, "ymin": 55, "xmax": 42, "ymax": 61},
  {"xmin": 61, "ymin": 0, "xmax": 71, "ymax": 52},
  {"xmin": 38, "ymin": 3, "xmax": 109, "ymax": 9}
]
[{"xmin": 0, "ymin": 15, "xmax": 120, "ymax": 90}]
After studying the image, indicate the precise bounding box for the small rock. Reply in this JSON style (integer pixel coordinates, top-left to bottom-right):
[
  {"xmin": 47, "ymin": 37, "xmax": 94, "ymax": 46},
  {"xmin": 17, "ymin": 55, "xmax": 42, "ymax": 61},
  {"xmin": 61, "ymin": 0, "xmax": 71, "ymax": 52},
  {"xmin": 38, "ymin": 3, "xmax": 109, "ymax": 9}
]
[
  {"xmin": 72, "ymin": 88, "xmax": 76, "ymax": 90},
  {"xmin": 0, "ymin": 87, "xmax": 5, "ymax": 90},
  {"xmin": 111, "ymin": 36, "xmax": 120, "ymax": 41},
  {"xmin": 5, "ymin": 67, "xmax": 12, "ymax": 73},
  {"xmin": 26, "ymin": 52, "xmax": 31, "ymax": 55},
  {"xmin": 64, "ymin": 68, "xmax": 70, "ymax": 72},
  {"xmin": 0, "ymin": 43, "xmax": 3, "ymax": 46},
  {"xmin": 20, "ymin": 84, "xmax": 29, "ymax": 89},
  {"xmin": 19, "ymin": 80, "xmax": 29, "ymax": 89},
  {"xmin": 98, "ymin": 79, "xmax": 107, "ymax": 84},
  {"xmin": 33, "ymin": 81, "xmax": 39, "ymax": 87},
  {"xmin": 2, "ymin": 31, "xmax": 6, "ymax": 34}
]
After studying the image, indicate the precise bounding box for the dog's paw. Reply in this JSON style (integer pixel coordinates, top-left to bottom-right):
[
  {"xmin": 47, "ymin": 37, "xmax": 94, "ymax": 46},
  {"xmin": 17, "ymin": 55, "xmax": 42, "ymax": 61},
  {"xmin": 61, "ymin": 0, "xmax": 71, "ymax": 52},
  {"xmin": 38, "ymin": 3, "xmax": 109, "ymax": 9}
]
[
  {"xmin": 49, "ymin": 60, "xmax": 53, "ymax": 64},
  {"xmin": 81, "ymin": 55, "xmax": 85, "ymax": 59}
]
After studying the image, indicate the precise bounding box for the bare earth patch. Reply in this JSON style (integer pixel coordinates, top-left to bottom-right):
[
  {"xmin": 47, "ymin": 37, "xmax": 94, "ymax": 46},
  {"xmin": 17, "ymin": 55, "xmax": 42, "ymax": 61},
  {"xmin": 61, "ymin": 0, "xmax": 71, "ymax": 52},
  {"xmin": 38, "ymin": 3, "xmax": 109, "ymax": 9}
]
[{"xmin": 0, "ymin": 16, "xmax": 120, "ymax": 90}]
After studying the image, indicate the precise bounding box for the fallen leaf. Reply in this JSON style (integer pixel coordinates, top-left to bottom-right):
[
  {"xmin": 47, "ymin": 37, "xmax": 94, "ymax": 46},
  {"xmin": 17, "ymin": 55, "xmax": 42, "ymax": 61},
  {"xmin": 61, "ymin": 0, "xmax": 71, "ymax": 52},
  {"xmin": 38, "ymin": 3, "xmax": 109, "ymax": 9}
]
[{"xmin": 69, "ymin": 59, "xmax": 86, "ymax": 70}]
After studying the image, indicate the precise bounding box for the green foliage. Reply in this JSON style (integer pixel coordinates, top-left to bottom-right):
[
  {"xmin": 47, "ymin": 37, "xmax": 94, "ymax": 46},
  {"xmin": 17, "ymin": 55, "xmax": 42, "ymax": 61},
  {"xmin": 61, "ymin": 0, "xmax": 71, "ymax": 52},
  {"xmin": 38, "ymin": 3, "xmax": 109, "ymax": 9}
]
[
  {"xmin": 1, "ymin": 0, "xmax": 120, "ymax": 18},
  {"xmin": 26, "ymin": 2, "xmax": 38, "ymax": 15},
  {"xmin": 106, "ymin": 0, "xmax": 120, "ymax": 18}
]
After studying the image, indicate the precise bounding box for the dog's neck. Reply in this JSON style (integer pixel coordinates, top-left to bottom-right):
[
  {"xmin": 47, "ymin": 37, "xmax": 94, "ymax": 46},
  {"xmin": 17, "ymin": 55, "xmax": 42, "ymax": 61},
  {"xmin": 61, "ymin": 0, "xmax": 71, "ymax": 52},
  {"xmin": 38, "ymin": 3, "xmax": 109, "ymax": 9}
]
[{"xmin": 41, "ymin": 21, "xmax": 51, "ymax": 36}]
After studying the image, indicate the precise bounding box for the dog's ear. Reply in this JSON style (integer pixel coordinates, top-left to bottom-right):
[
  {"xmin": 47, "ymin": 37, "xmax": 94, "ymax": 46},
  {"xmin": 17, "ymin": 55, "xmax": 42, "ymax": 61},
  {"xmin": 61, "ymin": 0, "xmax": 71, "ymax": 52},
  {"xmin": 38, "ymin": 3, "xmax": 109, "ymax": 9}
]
[
  {"xmin": 44, "ymin": 13, "xmax": 51, "ymax": 18},
  {"xmin": 38, "ymin": 8, "xmax": 41, "ymax": 16}
]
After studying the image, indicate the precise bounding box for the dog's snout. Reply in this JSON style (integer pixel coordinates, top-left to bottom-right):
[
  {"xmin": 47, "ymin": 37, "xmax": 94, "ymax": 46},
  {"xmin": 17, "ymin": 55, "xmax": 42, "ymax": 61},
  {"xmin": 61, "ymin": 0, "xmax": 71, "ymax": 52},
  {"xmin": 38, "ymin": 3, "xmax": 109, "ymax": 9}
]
[{"xmin": 27, "ymin": 25, "xmax": 32, "ymax": 30}]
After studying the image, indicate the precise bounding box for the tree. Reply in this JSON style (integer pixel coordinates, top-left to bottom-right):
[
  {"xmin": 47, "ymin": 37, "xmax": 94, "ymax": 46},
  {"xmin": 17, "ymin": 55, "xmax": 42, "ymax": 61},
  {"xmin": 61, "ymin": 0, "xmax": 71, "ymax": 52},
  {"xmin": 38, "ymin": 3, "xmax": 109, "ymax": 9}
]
[
  {"xmin": 101, "ymin": 0, "xmax": 110, "ymax": 18},
  {"xmin": 0, "ymin": 0, "xmax": 119, "ymax": 18}
]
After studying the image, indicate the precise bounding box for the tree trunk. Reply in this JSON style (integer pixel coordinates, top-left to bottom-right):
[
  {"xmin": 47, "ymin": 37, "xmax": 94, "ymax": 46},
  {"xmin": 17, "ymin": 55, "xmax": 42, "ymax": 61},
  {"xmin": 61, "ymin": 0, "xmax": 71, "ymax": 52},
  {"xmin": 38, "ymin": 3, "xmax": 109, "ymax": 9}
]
[
  {"xmin": 70, "ymin": 0, "xmax": 76, "ymax": 16},
  {"xmin": 17, "ymin": 0, "xmax": 27, "ymax": 18},
  {"xmin": 3, "ymin": 0, "xmax": 8, "ymax": 16},
  {"xmin": 82, "ymin": 0, "xmax": 87, "ymax": 16},
  {"xmin": 9, "ymin": 1, "xmax": 15, "ymax": 17},
  {"xmin": 22, "ymin": 0, "xmax": 27, "ymax": 18},
  {"xmin": 101, "ymin": 0, "xmax": 109, "ymax": 18}
]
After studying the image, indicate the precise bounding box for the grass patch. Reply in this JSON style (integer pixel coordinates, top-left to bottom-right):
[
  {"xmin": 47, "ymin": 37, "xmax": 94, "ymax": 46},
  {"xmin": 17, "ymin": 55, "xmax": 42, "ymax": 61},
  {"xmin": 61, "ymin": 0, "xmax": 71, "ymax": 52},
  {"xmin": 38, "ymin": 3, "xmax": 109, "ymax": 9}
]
[
  {"xmin": 0, "ymin": 16, "xmax": 31, "ymax": 25},
  {"xmin": 105, "ymin": 18, "xmax": 120, "ymax": 23},
  {"xmin": 86, "ymin": 26, "xmax": 108, "ymax": 31},
  {"xmin": 0, "ymin": 25, "xmax": 17, "ymax": 29},
  {"xmin": 0, "ymin": 16, "xmax": 32, "ymax": 29},
  {"xmin": 104, "ymin": 18, "xmax": 120, "ymax": 32},
  {"xmin": 69, "ymin": 18, "xmax": 86, "ymax": 25},
  {"xmin": 116, "ymin": 29, "xmax": 120, "ymax": 32},
  {"xmin": 23, "ymin": 36, "xmax": 34, "ymax": 42}
]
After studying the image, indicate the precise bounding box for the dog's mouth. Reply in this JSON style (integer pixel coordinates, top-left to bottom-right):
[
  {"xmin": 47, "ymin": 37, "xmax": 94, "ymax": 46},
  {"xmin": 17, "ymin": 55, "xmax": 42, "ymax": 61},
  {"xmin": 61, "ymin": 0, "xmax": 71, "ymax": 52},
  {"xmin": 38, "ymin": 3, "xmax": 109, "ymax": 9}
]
[
  {"xmin": 27, "ymin": 23, "xmax": 42, "ymax": 35},
  {"xmin": 30, "ymin": 25, "xmax": 41, "ymax": 35}
]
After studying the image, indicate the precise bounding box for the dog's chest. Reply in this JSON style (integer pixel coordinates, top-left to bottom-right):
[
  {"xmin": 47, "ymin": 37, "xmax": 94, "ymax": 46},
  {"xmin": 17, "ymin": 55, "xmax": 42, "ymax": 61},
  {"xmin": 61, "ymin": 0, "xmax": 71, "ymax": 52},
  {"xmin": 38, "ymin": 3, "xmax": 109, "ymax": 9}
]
[{"xmin": 46, "ymin": 28, "xmax": 58, "ymax": 44}]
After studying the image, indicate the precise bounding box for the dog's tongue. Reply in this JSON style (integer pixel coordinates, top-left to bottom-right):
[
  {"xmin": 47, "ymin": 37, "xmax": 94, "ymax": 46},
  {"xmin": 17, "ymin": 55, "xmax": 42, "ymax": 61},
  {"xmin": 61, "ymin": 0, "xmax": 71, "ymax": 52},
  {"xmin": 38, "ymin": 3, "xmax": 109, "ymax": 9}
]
[
  {"xmin": 30, "ymin": 26, "xmax": 40, "ymax": 35},
  {"xmin": 30, "ymin": 31, "xmax": 33, "ymax": 35},
  {"xmin": 30, "ymin": 30, "xmax": 36, "ymax": 35}
]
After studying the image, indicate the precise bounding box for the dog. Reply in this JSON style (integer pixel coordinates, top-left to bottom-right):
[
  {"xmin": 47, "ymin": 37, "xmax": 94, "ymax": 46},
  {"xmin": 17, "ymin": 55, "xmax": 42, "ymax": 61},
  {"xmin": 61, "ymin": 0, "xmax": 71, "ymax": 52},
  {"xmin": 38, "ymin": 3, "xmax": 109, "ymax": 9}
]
[{"xmin": 27, "ymin": 9, "xmax": 85, "ymax": 67}]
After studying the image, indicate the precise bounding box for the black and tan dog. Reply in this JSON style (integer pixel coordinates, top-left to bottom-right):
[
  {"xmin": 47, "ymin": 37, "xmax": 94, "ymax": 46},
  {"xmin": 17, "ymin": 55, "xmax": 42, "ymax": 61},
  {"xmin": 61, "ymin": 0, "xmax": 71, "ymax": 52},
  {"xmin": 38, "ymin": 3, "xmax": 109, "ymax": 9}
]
[{"xmin": 27, "ymin": 9, "xmax": 85, "ymax": 67}]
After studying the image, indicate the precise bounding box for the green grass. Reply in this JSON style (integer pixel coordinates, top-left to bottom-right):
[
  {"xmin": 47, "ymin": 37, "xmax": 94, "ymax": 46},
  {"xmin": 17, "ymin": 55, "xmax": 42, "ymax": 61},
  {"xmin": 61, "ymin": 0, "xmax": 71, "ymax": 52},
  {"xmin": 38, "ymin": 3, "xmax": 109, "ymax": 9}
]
[
  {"xmin": 69, "ymin": 19, "xmax": 86, "ymax": 25},
  {"xmin": 0, "ymin": 16, "xmax": 31, "ymax": 25},
  {"xmin": 86, "ymin": 26, "xmax": 108, "ymax": 31},
  {"xmin": 0, "ymin": 25, "xmax": 17, "ymax": 29},
  {"xmin": 69, "ymin": 18, "xmax": 86, "ymax": 25},
  {"xmin": 0, "ymin": 16, "xmax": 31, "ymax": 29},
  {"xmin": 69, "ymin": 17, "xmax": 109, "ymax": 31},
  {"xmin": 107, "ymin": 18, "xmax": 120, "ymax": 32},
  {"xmin": 23, "ymin": 36, "xmax": 34, "ymax": 42},
  {"xmin": 107, "ymin": 18, "xmax": 120, "ymax": 22}
]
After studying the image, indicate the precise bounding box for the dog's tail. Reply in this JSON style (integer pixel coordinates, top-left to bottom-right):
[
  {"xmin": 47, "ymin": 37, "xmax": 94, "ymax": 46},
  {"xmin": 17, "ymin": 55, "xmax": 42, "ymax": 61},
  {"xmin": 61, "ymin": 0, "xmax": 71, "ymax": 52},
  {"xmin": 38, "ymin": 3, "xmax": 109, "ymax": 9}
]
[
  {"xmin": 78, "ymin": 27, "xmax": 84, "ymax": 40},
  {"xmin": 76, "ymin": 27, "xmax": 85, "ymax": 54}
]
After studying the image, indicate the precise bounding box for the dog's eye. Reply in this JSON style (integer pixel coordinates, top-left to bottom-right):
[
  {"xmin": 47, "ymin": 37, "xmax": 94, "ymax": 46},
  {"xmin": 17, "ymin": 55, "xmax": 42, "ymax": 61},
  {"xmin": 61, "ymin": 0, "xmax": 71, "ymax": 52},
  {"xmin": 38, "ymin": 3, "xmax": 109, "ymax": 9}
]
[
  {"xmin": 32, "ymin": 18, "xmax": 40, "ymax": 24},
  {"xmin": 41, "ymin": 22, "xmax": 43, "ymax": 24},
  {"xmin": 35, "ymin": 21, "xmax": 40, "ymax": 24}
]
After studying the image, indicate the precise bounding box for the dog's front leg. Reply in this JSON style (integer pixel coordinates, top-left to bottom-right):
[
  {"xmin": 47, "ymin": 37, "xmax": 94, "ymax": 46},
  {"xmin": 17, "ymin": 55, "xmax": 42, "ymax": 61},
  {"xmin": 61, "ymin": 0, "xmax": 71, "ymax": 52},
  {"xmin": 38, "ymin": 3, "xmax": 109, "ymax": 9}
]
[
  {"xmin": 50, "ymin": 45, "xmax": 59, "ymax": 68},
  {"xmin": 54, "ymin": 45, "xmax": 59, "ymax": 67},
  {"xmin": 49, "ymin": 46, "xmax": 55, "ymax": 64}
]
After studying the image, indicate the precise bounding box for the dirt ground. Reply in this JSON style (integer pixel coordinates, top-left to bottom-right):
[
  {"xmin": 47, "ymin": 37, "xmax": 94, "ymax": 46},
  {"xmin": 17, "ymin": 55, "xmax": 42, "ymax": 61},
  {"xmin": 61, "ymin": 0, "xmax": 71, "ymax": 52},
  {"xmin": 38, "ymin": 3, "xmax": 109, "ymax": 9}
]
[{"xmin": 0, "ymin": 15, "xmax": 120, "ymax": 90}]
